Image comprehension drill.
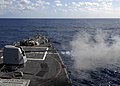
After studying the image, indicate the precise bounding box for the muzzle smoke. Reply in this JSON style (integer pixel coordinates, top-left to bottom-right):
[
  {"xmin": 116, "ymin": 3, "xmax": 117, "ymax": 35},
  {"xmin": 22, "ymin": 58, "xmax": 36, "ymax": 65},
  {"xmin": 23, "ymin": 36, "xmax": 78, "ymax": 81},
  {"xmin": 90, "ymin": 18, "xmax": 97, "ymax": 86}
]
[{"xmin": 71, "ymin": 30, "xmax": 120, "ymax": 70}]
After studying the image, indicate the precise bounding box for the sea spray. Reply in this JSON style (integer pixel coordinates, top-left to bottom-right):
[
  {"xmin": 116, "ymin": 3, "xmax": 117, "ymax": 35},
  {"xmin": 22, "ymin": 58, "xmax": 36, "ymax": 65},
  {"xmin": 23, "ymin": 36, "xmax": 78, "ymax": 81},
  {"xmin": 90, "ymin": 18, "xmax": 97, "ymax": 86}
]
[{"xmin": 70, "ymin": 30, "xmax": 120, "ymax": 70}]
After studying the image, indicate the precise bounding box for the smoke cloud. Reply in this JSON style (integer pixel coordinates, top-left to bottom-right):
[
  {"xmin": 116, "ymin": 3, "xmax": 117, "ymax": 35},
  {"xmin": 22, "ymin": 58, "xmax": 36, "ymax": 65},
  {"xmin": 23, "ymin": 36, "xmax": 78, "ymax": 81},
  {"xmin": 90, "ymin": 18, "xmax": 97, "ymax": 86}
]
[{"xmin": 70, "ymin": 30, "xmax": 120, "ymax": 70}]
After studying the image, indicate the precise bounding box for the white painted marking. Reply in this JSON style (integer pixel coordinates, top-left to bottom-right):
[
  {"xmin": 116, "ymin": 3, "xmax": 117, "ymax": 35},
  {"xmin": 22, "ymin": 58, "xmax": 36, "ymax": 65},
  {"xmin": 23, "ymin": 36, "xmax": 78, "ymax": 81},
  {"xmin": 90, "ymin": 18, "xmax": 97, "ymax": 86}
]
[
  {"xmin": 27, "ymin": 47, "xmax": 49, "ymax": 61},
  {"xmin": 1, "ymin": 56, "xmax": 3, "ymax": 59},
  {"xmin": 23, "ymin": 47, "xmax": 48, "ymax": 49},
  {"xmin": 42, "ymin": 48, "xmax": 49, "ymax": 60},
  {"xmin": 28, "ymin": 52, "xmax": 58, "ymax": 54},
  {"xmin": 27, "ymin": 58, "xmax": 45, "ymax": 61},
  {"xmin": 0, "ymin": 79, "xmax": 30, "ymax": 86}
]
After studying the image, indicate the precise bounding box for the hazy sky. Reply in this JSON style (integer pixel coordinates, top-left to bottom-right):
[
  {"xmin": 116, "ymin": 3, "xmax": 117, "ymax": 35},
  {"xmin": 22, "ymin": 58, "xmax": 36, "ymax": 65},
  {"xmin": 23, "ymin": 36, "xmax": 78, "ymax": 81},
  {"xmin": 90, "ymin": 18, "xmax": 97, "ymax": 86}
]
[{"xmin": 0, "ymin": 0, "xmax": 120, "ymax": 18}]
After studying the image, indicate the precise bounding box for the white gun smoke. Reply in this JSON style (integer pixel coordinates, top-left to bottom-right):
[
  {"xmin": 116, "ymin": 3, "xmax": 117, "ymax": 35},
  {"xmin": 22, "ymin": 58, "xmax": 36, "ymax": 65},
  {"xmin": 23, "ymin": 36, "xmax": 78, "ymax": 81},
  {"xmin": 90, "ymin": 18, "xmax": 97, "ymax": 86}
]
[{"xmin": 70, "ymin": 30, "xmax": 120, "ymax": 70}]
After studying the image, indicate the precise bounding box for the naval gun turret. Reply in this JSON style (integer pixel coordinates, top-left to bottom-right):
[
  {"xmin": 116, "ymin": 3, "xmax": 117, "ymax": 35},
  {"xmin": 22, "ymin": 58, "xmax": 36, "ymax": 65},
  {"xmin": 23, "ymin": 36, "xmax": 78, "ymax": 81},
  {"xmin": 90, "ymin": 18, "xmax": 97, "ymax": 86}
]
[
  {"xmin": 3, "ymin": 45, "xmax": 27, "ymax": 65},
  {"xmin": 0, "ymin": 45, "xmax": 30, "ymax": 86}
]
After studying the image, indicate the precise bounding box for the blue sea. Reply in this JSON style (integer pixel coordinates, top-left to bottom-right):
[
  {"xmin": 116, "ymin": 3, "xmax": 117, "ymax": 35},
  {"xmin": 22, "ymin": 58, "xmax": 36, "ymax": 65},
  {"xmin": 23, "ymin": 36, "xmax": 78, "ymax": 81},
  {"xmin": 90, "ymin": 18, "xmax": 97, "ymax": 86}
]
[{"xmin": 1, "ymin": 19, "xmax": 120, "ymax": 86}]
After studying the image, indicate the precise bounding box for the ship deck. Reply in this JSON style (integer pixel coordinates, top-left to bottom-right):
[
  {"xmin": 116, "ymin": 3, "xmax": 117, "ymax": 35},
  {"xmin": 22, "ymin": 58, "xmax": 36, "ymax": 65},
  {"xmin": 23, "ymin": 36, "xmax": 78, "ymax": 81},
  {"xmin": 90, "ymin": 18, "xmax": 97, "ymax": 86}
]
[{"xmin": 0, "ymin": 35, "xmax": 71, "ymax": 86}]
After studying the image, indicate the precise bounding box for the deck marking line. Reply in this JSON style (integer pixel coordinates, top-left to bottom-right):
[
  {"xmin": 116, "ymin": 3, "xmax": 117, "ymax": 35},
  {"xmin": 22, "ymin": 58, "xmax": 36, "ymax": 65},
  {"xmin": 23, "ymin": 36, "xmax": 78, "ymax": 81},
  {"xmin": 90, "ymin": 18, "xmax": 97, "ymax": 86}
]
[
  {"xmin": 42, "ymin": 47, "xmax": 49, "ymax": 60},
  {"xmin": 1, "ymin": 56, "xmax": 3, "ymax": 59},
  {"xmin": 27, "ymin": 58, "xmax": 46, "ymax": 61},
  {"xmin": 27, "ymin": 47, "xmax": 49, "ymax": 61}
]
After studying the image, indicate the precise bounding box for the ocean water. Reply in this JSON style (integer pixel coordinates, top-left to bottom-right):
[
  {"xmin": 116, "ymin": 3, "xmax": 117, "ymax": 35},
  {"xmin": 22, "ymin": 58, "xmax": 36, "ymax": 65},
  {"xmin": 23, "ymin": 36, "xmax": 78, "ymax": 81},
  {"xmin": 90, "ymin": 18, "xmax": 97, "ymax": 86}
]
[{"xmin": 1, "ymin": 19, "xmax": 120, "ymax": 86}]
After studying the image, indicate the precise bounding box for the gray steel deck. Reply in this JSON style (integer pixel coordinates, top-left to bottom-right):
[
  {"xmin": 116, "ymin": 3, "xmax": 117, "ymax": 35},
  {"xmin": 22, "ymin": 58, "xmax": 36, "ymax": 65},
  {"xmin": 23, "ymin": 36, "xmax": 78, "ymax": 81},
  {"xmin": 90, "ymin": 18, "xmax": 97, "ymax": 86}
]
[{"xmin": 0, "ymin": 35, "xmax": 71, "ymax": 86}]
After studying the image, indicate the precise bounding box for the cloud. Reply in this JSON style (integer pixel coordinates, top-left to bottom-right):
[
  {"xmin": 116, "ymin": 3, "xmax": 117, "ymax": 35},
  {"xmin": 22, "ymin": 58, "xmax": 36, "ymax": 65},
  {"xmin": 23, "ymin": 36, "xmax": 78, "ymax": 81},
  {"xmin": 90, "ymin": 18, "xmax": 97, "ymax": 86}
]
[
  {"xmin": 17, "ymin": 0, "xmax": 34, "ymax": 10},
  {"xmin": 0, "ymin": 0, "xmax": 120, "ymax": 18},
  {"xmin": 0, "ymin": 0, "xmax": 13, "ymax": 9},
  {"xmin": 63, "ymin": 1, "xmax": 114, "ymax": 13},
  {"xmin": 36, "ymin": 0, "xmax": 49, "ymax": 5},
  {"xmin": 0, "ymin": 0, "xmax": 14, "ymax": 15},
  {"xmin": 56, "ymin": 3, "xmax": 62, "ymax": 6},
  {"xmin": 52, "ymin": 0, "xmax": 120, "ymax": 18},
  {"xmin": 55, "ymin": 0, "xmax": 62, "ymax": 7},
  {"xmin": 55, "ymin": 0, "xmax": 61, "ymax": 3},
  {"xmin": 0, "ymin": 0, "xmax": 50, "ymax": 15},
  {"xmin": 98, "ymin": 0, "xmax": 113, "ymax": 2},
  {"xmin": 72, "ymin": 1, "xmax": 112, "ymax": 8},
  {"xmin": 20, "ymin": 0, "xmax": 30, "ymax": 5},
  {"xmin": 17, "ymin": 0, "xmax": 50, "ymax": 10}
]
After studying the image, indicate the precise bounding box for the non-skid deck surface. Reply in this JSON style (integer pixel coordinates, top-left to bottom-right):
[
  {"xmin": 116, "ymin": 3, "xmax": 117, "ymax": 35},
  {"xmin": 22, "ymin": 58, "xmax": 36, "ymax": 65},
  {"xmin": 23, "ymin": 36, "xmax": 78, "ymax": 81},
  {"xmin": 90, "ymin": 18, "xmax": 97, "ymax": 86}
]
[{"xmin": 0, "ymin": 46, "xmax": 71, "ymax": 86}]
